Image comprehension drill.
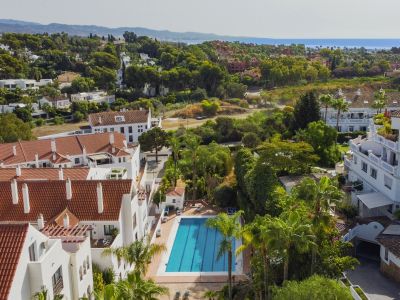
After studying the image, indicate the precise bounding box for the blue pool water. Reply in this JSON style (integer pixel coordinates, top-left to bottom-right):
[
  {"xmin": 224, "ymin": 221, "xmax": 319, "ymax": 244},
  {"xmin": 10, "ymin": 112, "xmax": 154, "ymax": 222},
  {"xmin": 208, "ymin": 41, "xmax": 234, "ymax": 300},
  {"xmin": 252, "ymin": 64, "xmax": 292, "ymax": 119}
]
[{"xmin": 166, "ymin": 218, "xmax": 236, "ymax": 272}]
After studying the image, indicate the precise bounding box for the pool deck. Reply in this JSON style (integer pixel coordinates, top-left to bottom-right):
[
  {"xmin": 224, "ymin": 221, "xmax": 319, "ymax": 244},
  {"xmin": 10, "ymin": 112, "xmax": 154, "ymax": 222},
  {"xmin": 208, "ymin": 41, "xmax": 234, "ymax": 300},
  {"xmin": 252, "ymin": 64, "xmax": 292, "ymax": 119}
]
[{"xmin": 146, "ymin": 203, "xmax": 251, "ymax": 299}]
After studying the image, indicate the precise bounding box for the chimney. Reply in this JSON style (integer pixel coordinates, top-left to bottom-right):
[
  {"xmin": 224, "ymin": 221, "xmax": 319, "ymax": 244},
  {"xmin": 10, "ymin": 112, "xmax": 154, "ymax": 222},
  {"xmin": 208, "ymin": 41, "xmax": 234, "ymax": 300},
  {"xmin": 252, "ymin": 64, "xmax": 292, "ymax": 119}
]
[
  {"xmin": 82, "ymin": 146, "xmax": 87, "ymax": 157},
  {"xmin": 58, "ymin": 167, "xmax": 64, "ymax": 180},
  {"xmin": 109, "ymin": 132, "xmax": 115, "ymax": 145},
  {"xmin": 35, "ymin": 153, "xmax": 39, "ymax": 168},
  {"xmin": 63, "ymin": 213, "xmax": 70, "ymax": 228},
  {"xmin": 12, "ymin": 145, "xmax": 17, "ymax": 156},
  {"xmin": 22, "ymin": 183, "xmax": 30, "ymax": 214},
  {"xmin": 16, "ymin": 165, "xmax": 21, "ymax": 177},
  {"xmin": 98, "ymin": 116, "xmax": 102, "ymax": 124},
  {"xmin": 37, "ymin": 214, "xmax": 44, "ymax": 230},
  {"xmin": 51, "ymin": 139, "xmax": 56, "ymax": 153},
  {"xmin": 52, "ymin": 152, "xmax": 57, "ymax": 161},
  {"xmin": 11, "ymin": 179, "xmax": 18, "ymax": 204},
  {"xmin": 112, "ymin": 146, "xmax": 115, "ymax": 153},
  {"xmin": 66, "ymin": 178, "xmax": 72, "ymax": 200},
  {"xmin": 97, "ymin": 182, "xmax": 104, "ymax": 214}
]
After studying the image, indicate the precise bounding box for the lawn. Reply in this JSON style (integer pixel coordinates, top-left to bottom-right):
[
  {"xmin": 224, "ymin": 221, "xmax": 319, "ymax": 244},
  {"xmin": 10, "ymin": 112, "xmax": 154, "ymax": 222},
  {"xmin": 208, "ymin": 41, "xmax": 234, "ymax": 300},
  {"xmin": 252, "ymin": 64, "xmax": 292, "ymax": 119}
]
[{"xmin": 32, "ymin": 121, "xmax": 88, "ymax": 138}]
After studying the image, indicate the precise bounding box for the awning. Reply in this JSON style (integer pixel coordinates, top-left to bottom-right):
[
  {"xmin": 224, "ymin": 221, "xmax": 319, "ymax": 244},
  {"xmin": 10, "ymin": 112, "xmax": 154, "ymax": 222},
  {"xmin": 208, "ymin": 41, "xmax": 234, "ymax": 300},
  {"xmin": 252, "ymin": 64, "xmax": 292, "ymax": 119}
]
[
  {"xmin": 88, "ymin": 154, "xmax": 110, "ymax": 161},
  {"xmin": 357, "ymin": 192, "xmax": 393, "ymax": 209}
]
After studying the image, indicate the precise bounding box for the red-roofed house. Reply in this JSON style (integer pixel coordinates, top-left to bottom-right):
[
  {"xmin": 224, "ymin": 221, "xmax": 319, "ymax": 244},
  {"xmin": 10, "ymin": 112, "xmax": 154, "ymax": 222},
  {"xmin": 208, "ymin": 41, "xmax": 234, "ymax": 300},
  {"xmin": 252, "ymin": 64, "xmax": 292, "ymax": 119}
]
[{"xmin": 164, "ymin": 183, "xmax": 186, "ymax": 210}]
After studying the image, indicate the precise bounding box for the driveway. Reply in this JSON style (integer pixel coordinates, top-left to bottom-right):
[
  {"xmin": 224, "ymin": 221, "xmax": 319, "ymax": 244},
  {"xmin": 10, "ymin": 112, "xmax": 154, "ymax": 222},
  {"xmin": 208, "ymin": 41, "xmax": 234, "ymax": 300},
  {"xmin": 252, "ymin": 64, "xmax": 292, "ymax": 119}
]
[{"xmin": 346, "ymin": 258, "xmax": 400, "ymax": 300}]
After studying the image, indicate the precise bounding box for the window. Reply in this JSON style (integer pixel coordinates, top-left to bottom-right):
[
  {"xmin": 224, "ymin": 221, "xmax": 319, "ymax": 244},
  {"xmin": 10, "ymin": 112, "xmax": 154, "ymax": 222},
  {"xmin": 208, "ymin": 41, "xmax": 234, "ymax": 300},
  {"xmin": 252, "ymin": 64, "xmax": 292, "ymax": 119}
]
[
  {"xmin": 129, "ymin": 136, "xmax": 133, "ymax": 143},
  {"xmin": 349, "ymin": 126, "xmax": 354, "ymax": 132},
  {"xmin": 384, "ymin": 175, "xmax": 393, "ymax": 190},
  {"xmin": 129, "ymin": 126, "xmax": 133, "ymax": 134},
  {"xmin": 52, "ymin": 267, "xmax": 63, "ymax": 295},
  {"xmin": 28, "ymin": 243, "xmax": 36, "ymax": 261},
  {"xmin": 360, "ymin": 126, "xmax": 367, "ymax": 131},
  {"xmin": 338, "ymin": 126, "xmax": 342, "ymax": 132},
  {"xmin": 370, "ymin": 168, "xmax": 377, "ymax": 179},
  {"xmin": 75, "ymin": 158, "xmax": 80, "ymax": 164},
  {"xmin": 384, "ymin": 248, "xmax": 389, "ymax": 261},
  {"xmin": 104, "ymin": 225, "xmax": 115, "ymax": 235},
  {"xmin": 353, "ymin": 156, "xmax": 358, "ymax": 164},
  {"xmin": 172, "ymin": 199, "xmax": 176, "ymax": 203},
  {"xmin": 120, "ymin": 127, "xmax": 125, "ymax": 134},
  {"xmin": 104, "ymin": 128, "xmax": 108, "ymax": 133},
  {"xmin": 110, "ymin": 128, "xmax": 114, "ymax": 132},
  {"xmin": 115, "ymin": 116, "xmax": 125, "ymax": 122},
  {"xmin": 361, "ymin": 161, "xmax": 368, "ymax": 173}
]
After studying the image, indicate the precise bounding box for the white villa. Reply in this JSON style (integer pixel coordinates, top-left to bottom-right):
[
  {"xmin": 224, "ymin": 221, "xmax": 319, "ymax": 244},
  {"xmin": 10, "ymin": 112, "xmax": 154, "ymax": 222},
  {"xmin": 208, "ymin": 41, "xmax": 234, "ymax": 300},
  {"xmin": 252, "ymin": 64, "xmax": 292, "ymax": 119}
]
[
  {"xmin": 0, "ymin": 79, "xmax": 53, "ymax": 90},
  {"xmin": 71, "ymin": 91, "xmax": 115, "ymax": 105},
  {"xmin": 89, "ymin": 110, "xmax": 160, "ymax": 143},
  {"xmin": 39, "ymin": 95, "xmax": 71, "ymax": 109}
]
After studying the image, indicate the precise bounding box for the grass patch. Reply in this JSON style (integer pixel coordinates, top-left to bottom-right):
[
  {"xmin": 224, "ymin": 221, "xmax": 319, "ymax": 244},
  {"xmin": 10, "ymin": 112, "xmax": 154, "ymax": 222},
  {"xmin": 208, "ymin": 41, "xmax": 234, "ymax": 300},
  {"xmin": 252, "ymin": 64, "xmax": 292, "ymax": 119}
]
[{"xmin": 354, "ymin": 287, "xmax": 368, "ymax": 300}]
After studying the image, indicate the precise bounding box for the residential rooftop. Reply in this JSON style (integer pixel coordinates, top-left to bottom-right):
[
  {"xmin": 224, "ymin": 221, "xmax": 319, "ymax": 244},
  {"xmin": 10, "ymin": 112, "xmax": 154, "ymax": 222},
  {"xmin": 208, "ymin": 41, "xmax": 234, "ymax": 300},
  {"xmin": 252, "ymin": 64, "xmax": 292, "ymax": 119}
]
[{"xmin": 89, "ymin": 110, "xmax": 149, "ymax": 126}]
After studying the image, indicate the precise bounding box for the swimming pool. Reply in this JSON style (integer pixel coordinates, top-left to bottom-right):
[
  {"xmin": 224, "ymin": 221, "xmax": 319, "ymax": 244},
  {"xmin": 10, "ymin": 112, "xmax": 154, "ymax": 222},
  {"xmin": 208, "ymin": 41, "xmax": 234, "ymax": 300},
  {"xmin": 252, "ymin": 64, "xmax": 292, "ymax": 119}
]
[{"xmin": 166, "ymin": 217, "xmax": 236, "ymax": 272}]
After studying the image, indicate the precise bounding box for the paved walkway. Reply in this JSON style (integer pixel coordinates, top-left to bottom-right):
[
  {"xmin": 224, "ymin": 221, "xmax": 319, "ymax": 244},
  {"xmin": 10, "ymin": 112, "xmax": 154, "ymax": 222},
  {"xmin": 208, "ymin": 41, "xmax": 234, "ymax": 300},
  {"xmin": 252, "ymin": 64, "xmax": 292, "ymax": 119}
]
[{"xmin": 346, "ymin": 259, "xmax": 400, "ymax": 300}]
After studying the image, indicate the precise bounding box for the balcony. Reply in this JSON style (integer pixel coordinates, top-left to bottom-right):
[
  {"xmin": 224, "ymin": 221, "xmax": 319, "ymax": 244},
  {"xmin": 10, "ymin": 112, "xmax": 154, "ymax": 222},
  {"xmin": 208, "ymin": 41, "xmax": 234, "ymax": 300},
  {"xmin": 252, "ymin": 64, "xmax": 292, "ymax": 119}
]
[
  {"xmin": 91, "ymin": 235, "xmax": 116, "ymax": 248},
  {"xmin": 52, "ymin": 278, "xmax": 63, "ymax": 295}
]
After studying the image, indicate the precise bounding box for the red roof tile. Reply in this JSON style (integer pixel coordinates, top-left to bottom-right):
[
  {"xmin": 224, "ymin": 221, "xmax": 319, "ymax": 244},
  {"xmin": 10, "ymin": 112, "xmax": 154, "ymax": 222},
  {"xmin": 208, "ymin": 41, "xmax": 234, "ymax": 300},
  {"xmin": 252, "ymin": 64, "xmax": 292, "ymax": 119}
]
[
  {"xmin": 166, "ymin": 186, "xmax": 185, "ymax": 197},
  {"xmin": 0, "ymin": 133, "xmax": 127, "ymax": 166},
  {"xmin": 0, "ymin": 168, "xmax": 89, "ymax": 181},
  {"xmin": 0, "ymin": 180, "xmax": 133, "ymax": 222},
  {"xmin": 0, "ymin": 224, "xmax": 29, "ymax": 299},
  {"xmin": 89, "ymin": 110, "xmax": 149, "ymax": 126}
]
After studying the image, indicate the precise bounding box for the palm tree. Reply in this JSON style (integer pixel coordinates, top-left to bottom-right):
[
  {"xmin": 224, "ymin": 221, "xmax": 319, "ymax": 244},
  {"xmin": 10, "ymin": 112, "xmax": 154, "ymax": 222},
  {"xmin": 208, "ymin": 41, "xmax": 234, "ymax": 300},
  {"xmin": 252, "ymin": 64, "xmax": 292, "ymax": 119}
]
[
  {"xmin": 183, "ymin": 134, "xmax": 201, "ymax": 200},
  {"xmin": 331, "ymin": 97, "xmax": 349, "ymax": 131},
  {"xmin": 33, "ymin": 289, "xmax": 48, "ymax": 300},
  {"xmin": 203, "ymin": 290, "xmax": 219, "ymax": 300},
  {"xmin": 116, "ymin": 272, "xmax": 169, "ymax": 300},
  {"xmin": 292, "ymin": 176, "xmax": 343, "ymax": 273},
  {"xmin": 103, "ymin": 239, "xmax": 166, "ymax": 277},
  {"xmin": 237, "ymin": 215, "xmax": 271, "ymax": 300},
  {"xmin": 372, "ymin": 89, "xmax": 386, "ymax": 114},
  {"xmin": 168, "ymin": 136, "xmax": 181, "ymax": 186},
  {"xmin": 319, "ymin": 94, "xmax": 334, "ymax": 123},
  {"xmin": 266, "ymin": 211, "xmax": 315, "ymax": 282},
  {"xmin": 206, "ymin": 211, "xmax": 243, "ymax": 300}
]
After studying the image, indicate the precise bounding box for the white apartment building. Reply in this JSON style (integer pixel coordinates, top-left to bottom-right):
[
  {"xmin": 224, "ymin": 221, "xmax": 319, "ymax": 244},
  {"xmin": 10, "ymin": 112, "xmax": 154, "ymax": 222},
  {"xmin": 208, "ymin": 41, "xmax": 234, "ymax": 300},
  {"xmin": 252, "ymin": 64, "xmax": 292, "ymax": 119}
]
[
  {"xmin": 322, "ymin": 88, "xmax": 400, "ymax": 132},
  {"xmin": 0, "ymin": 132, "xmax": 139, "ymax": 176},
  {"xmin": 0, "ymin": 223, "xmax": 92, "ymax": 300},
  {"xmin": 0, "ymin": 79, "xmax": 53, "ymax": 90},
  {"xmin": 71, "ymin": 91, "xmax": 115, "ymax": 105},
  {"xmin": 345, "ymin": 111, "xmax": 400, "ymax": 219},
  {"xmin": 0, "ymin": 178, "xmax": 150, "ymax": 281},
  {"xmin": 89, "ymin": 110, "xmax": 159, "ymax": 143}
]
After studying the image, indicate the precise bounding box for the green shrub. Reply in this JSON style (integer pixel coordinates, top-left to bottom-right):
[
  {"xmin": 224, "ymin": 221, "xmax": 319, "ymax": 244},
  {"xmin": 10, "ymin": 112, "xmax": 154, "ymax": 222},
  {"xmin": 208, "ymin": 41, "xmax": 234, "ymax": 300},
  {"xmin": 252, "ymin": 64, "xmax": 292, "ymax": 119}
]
[
  {"xmin": 53, "ymin": 116, "xmax": 64, "ymax": 125},
  {"xmin": 35, "ymin": 118, "xmax": 45, "ymax": 127}
]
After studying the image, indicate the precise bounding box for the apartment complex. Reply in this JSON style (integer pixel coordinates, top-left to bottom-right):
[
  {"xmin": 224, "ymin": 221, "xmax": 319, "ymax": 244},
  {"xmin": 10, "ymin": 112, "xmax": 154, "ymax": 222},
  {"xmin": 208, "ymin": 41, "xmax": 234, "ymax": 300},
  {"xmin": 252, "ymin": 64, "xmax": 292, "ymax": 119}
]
[
  {"xmin": 89, "ymin": 110, "xmax": 156, "ymax": 143},
  {"xmin": 0, "ymin": 223, "xmax": 92, "ymax": 300},
  {"xmin": 322, "ymin": 88, "xmax": 400, "ymax": 132},
  {"xmin": 0, "ymin": 79, "xmax": 53, "ymax": 90}
]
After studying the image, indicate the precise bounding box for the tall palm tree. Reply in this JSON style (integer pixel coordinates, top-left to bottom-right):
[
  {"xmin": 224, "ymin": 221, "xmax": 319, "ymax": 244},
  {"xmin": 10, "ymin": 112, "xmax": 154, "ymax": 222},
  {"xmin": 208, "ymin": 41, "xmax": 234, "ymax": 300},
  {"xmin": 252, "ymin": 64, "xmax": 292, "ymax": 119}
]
[
  {"xmin": 266, "ymin": 211, "xmax": 315, "ymax": 282},
  {"xmin": 168, "ymin": 136, "xmax": 181, "ymax": 186},
  {"xmin": 319, "ymin": 94, "xmax": 334, "ymax": 123},
  {"xmin": 103, "ymin": 239, "xmax": 166, "ymax": 277},
  {"xmin": 374, "ymin": 88, "xmax": 387, "ymax": 114},
  {"xmin": 206, "ymin": 211, "xmax": 243, "ymax": 300},
  {"xmin": 183, "ymin": 134, "xmax": 201, "ymax": 200},
  {"xmin": 292, "ymin": 176, "xmax": 343, "ymax": 273},
  {"xmin": 331, "ymin": 97, "xmax": 349, "ymax": 131},
  {"xmin": 237, "ymin": 215, "xmax": 271, "ymax": 300}
]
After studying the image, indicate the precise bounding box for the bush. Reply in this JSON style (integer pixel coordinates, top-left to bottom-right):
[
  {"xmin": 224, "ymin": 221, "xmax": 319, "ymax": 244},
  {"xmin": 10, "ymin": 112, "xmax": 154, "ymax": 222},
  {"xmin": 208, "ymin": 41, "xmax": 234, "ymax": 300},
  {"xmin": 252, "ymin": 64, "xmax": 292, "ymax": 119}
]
[
  {"xmin": 102, "ymin": 268, "xmax": 115, "ymax": 284},
  {"xmin": 213, "ymin": 183, "xmax": 237, "ymax": 208},
  {"xmin": 242, "ymin": 132, "xmax": 261, "ymax": 148},
  {"xmin": 53, "ymin": 116, "xmax": 64, "ymax": 125},
  {"xmin": 35, "ymin": 118, "xmax": 45, "ymax": 127},
  {"xmin": 73, "ymin": 111, "xmax": 84, "ymax": 122},
  {"xmin": 191, "ymin": 88, "xmax": 207, "ymax": 102},
  {"xmin": 201, "ymin": 99, "xmax": 220, "ymax": 116},
  {"xmin": 338, "ymin": 203, "xmax": 358, "ymax": 220}
]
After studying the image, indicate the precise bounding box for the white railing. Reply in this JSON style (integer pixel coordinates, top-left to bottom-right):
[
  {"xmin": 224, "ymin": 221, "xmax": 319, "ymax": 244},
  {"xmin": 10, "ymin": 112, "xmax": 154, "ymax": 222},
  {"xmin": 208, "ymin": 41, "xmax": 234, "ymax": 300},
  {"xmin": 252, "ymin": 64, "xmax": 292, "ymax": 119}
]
[
  {"xmin": 381, "ymin": 161, "xmax": 395, "ymax": 173},
  {"xmin": 368, "ymin": 152, "xmax": 380, "ymax": 164},
  {"xmin": 344, "ymin": 157, "xmax": 352, "ymax": 168}
]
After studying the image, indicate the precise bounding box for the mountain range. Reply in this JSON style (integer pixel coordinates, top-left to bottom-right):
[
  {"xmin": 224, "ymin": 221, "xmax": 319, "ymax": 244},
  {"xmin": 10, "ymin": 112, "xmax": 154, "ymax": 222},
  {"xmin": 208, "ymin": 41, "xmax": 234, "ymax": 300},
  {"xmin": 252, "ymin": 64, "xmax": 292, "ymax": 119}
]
[{"xmin": 1, "ymin": 19, "xmax": 400, "ymax": 49}]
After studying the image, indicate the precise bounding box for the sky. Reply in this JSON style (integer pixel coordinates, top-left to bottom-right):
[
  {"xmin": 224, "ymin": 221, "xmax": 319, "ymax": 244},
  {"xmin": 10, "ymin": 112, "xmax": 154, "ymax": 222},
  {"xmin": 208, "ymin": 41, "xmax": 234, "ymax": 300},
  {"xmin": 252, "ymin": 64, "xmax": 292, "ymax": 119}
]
[{"xmin": 1, "ymin": 0, "xmax": 400, "ymax": 38}]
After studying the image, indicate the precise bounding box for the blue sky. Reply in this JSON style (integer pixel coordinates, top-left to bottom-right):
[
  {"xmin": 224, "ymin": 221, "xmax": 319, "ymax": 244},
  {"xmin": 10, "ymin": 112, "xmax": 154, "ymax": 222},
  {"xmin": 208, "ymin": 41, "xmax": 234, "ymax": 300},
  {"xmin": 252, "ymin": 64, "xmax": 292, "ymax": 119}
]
[{"xmin": 1, "ymin": 0, "xmax": 400, "ymax": 38}]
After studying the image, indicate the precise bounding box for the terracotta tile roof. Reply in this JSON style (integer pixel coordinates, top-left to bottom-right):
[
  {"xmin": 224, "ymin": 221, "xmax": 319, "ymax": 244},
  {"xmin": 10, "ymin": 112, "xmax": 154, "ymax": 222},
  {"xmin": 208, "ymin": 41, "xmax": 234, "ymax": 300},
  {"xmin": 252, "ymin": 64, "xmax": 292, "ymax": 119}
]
[
  {"xmin": 0, "ymin": 133, "xmax": 127, "ymax": 166},
  {"xmin": 166, "ymin": 186, "xmax": 185, "ymax": 197},
  {"xmin": 0, "ymin": 224, "xmax": 29, "ymax": 299},
  {"xmin": 41, "ymin": 223, "xmax": 91, "ymax": 243},
  {"xmin": 0, "ymin": 180, "xmax": 133, "ymax": 222},
  {"xmin": 376, "ymin": 226, "xmax": 400, "ymax": 258},
  {"xmin": 0, "ymin": 168, "xmax": 89, "ymax": 181},
  {"xmin": 89, "ymin": 110, "xmax": 149, "ymax": 126}
]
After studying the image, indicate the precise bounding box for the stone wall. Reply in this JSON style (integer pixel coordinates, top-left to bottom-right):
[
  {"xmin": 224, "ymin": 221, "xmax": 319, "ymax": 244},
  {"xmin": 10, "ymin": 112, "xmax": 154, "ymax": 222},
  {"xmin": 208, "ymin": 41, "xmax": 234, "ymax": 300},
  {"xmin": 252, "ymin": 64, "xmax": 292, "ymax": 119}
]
[{"xmin": 380, "ymin": 260, "xmax": 400, "ymax": 283}]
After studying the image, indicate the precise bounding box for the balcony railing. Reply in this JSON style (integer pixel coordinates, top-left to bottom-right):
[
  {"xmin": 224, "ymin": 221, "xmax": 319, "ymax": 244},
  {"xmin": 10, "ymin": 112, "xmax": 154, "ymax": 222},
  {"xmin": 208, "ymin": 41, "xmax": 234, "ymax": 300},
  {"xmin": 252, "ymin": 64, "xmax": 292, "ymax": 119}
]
[{"xmin": 53, "ymin": 278, "xmax": 63, "ymax": 295}]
